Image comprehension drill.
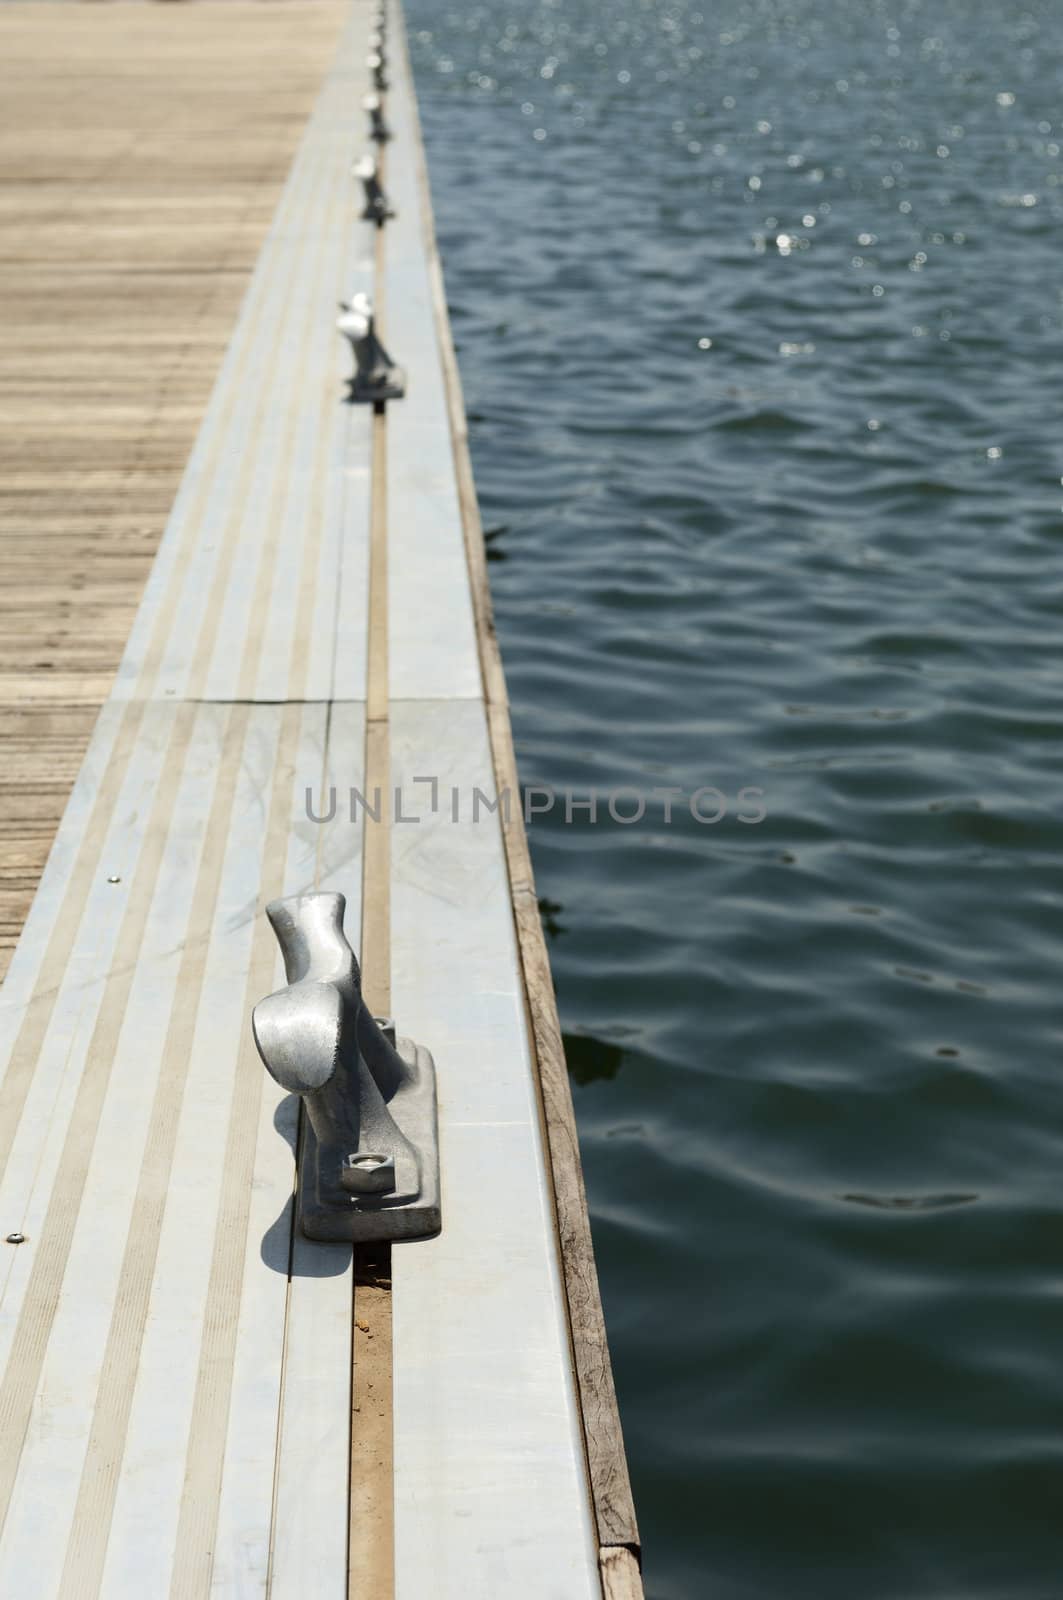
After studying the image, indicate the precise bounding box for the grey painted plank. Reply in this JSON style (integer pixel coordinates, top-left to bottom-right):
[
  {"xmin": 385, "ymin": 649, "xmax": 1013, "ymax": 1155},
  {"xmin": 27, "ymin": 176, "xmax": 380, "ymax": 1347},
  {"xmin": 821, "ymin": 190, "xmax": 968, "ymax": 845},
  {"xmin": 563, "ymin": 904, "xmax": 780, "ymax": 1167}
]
[
  {"xmin": 389, "ymin": 700, "xmax": 600, "ymax": 1600},
  {"xmin": 383, "ymin": 36, "xmax": 482, "ymax": 705},
  {"xmin": 112, "ymin": 18, "xmax": 373, "ymax": 708},
  {"xmin": 268, "ymin": 700, "xmax": 367, "ymax": 1600}
]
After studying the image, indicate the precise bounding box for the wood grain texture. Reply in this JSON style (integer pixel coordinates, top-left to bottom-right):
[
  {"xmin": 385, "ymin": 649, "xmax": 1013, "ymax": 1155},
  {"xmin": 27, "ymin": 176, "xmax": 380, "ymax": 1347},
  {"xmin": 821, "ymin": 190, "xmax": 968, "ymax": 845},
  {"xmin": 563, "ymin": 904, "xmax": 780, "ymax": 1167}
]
[
  {"xmin": 600, "ymin": 1547, "xmax": 645, "ymax": 1600},
  {"xmin": 350, "ymin": 209, "xmax": 395, "ymax": 1600},
  {"xmin": 349, "ymin": 1247, "xmax": 394, "ymax": 1600},
  {"xmin": 0, "ymin": 0, "xmax": 347, "ymax": 980},
  {"xmin": 394, "ymin": 3, "xmax": 642, "ymax": 1571}
]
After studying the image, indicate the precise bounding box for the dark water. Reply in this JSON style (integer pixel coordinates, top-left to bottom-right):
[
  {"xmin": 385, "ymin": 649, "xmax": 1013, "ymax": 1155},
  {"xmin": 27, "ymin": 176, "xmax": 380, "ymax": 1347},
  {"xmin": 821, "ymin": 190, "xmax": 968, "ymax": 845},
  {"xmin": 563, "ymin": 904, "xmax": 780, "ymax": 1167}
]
[{"xmin": 405, "ymin": 3, "xmax": 1063, "ymax": 1595}]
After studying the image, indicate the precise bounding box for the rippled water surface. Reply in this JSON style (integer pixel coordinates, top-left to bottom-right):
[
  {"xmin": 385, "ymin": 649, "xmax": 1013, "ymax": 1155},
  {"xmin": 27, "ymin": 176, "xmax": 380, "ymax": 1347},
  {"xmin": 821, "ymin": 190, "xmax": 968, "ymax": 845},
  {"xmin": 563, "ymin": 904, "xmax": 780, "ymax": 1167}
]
[{"xmin": 405, "ymin": 2, "xmax": 1063, "ymax": 1594}]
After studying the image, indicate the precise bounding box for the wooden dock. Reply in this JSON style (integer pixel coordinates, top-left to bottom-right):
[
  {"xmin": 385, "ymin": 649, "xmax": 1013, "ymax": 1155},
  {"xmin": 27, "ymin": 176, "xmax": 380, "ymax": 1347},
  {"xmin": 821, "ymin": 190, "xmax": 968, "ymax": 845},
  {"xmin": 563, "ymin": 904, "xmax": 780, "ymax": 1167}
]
[
  {"xmin": 0, "ymin": 4, "xmax": 641, "ymax": 1595},
  {"xmin": 0, "ymin": 1, "xmax": 347, "ymax": 976}
]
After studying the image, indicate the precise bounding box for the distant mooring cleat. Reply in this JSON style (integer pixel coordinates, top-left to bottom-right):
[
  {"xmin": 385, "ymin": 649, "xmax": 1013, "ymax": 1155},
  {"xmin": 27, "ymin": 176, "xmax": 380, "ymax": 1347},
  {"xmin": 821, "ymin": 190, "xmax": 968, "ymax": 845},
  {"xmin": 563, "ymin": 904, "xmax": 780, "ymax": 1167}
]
[
  {"xmin": 353, "ymin": 153, "xmax": 393, "ymax": 223},
  {"xmin": 364, "ymin": 92, "xmax": 390, "ymax": 142},
  {"xmin": 252, "ymin": 892, "xmax": 440, "ymax": 1243},
  {"xmin": 367, "ymin": 49, "xmax": 388, "ymax": 91},
  {"xmin": 337, "ymin": 292, "xmax": 405, "ymax": 403}
]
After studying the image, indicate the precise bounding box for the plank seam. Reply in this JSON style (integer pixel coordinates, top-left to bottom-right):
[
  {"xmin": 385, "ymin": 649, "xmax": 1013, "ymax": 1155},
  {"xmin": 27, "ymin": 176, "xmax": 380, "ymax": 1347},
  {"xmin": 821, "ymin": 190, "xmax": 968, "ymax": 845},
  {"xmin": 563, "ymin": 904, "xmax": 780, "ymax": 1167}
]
[{"xmin": 349, "ymin": 85, "xmax": 396, "ymax": 1600}]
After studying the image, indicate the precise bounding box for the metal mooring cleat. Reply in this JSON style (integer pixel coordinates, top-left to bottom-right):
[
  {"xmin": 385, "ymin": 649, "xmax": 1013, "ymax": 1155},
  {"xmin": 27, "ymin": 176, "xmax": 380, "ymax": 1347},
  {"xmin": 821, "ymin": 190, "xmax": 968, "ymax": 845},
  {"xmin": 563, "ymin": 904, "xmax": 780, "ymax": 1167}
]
[
  {"xmin": 337, "ymin": 292, "xmax": 405, "ymax": 402},
  {"xmin": 252, "ymin": 892, "xmax": 440, "ymax": 1243},
  {"xmin": 364, "ymin": 91, "xmax": 390, "ymax": 143},
  {"xmin": 353, "ymin": 153, "xmax": 393, "ymax": 223},
  {"xmin": 367, "ymin": 50, "xmax": 388, "ymax": 92}
]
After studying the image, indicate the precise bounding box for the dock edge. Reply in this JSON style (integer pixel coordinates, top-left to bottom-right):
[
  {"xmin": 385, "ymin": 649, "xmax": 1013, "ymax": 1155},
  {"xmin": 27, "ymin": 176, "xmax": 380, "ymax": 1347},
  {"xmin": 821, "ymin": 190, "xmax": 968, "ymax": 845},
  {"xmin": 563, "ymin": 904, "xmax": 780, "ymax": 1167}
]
[{"xmin": 394, "ymin": 9, "xmax": 644, "ymax": 1593}]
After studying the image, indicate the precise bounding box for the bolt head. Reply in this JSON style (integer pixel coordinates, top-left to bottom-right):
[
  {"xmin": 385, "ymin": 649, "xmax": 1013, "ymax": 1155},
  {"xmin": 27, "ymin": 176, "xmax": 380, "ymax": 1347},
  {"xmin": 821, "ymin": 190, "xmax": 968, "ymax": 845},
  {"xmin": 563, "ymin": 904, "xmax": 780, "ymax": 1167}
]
[{"xmin": 341, "ymin": 1151, "xmax": 396, "ymax": 1196}]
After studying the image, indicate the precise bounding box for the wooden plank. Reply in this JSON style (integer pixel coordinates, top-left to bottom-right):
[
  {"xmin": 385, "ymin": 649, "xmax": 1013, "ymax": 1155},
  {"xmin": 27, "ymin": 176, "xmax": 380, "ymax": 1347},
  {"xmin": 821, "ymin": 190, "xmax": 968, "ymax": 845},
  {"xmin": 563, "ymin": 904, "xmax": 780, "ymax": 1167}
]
[
  {"xmin": 600, "ymin": 1547, "xmax": 645, "ymax": 1600},
  {"xmin": 349, "ymin": 1249, "xmax": 395, "ymax": 1600},
  {"xmin": 393, "ymin": 1, "xmax": 642, "ymax": 1572}
]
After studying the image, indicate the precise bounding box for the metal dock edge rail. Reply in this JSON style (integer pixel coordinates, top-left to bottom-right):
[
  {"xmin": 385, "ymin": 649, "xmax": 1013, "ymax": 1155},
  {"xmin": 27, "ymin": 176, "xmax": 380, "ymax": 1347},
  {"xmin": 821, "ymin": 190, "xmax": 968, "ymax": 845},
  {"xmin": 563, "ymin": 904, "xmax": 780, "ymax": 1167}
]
[{"xmin": 0, "ymin": 3, "xmax": 641, "ymax": 1596}]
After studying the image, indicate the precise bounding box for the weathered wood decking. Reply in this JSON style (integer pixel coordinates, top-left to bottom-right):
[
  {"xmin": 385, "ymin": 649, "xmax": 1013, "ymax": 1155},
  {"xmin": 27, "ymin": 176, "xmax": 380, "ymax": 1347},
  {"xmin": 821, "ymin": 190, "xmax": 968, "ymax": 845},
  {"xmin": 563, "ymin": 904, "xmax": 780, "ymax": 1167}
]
[
  {"xmin": 0, "ymin": 1, "xmax": 347, "ymax": 974},
  {"xmin": 0, "ymin": 5, "xmax": 641, "ymax": 1595}
]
